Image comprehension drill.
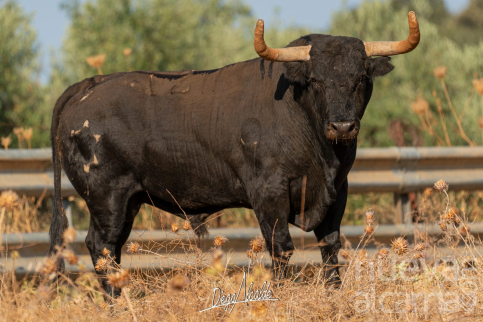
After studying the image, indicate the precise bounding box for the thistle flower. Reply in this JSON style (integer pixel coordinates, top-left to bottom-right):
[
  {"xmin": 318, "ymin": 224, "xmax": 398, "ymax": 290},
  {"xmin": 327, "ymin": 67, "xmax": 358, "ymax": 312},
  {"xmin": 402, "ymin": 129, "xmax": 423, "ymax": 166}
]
[
  {"xmin": 102, "ymin": 247, "xmax": 111, "ymax": 256},
  {"xmin": 107, "ymin": 270, "xmax": 130, "ymax": 289},
  {"xmin": 22, "ymin": 128, "xmax": 33, "ymax": 149},
  {"xmin": 1, "ymin": 135, "xmax": 11, "ymax": 150},
  {"xmin": 376, "ymin": 248, "xmax": 389, "ymax": 260},
  {"xmin": 340, "ymin": 249, "xmax": 350, "ymax": 259},
  {"xmin": 473, "ymin": 78, "xmax": 483, "ymax": 96},
  {"xmin": 391, "ymin": 237, "xmax": 409, "ymax": 256},
  {"xmin": 411, "ymin": 97, "xmax": 429, "ymax": 115},
  {"xmin": 95, "ymin": 257, "xmax": 109, "ymax": 272},
  {"xmin": 460, "ymin": 225, "xmax": 470, "ymax": 236},
  {"xmin": 414, "ymin": 243, "xmax": 427, "ymax": 252},
  {"xmin": 63, "ymin": 228, "xmax": 76, "ymax": 244},
  {"xmin": 61, "ymin": 249, "xmax": 79, "ymax": 265},
  {"xmin": 434, "ymin": 179, "xmax": 449, "ymax": 192},
  {"xmin": 364, "ymin": 225, "xmax": 374, "ymax": 234},
  {"xmin": 171, "ymin": 223, "xmax": 179, "ymax": 233},
  {"xmin": 423, "ymin": 188, "xmax": 433, "ymax": 198},
  {"xmin": 0, "ymin": 190, "xmax": 20, "ymax": 212},
  {"xmin": 433, "ymin": 66, "xmax": 447, "ymax": 80},
  {"xmin": 123, "ymin": 48, "xmax": 132, "ymax": 57},
  {"xmin": 170, "ymin": 274, "xmax": 190, "ymax": 291},
  {"xmin": 365, "ymin": 210, "xmax": 375, "ymax": 225},
  {"xmin": 182, "ymin": 220, "xmax": 191, "ymax": 231},
  {"xmin": 127, "ymin": 242, "xmax": 141, "ymax": 254},
  {"xmin": 213, "ymin": 235, "xmax": 228, "ymax": 247},
  {"xmin": 40, "ymin": 257, "xmax": 58, "ymax": 275},
  {"xmin": 249, "ymin": 237, "xmax": 264, "ymax": 253}
]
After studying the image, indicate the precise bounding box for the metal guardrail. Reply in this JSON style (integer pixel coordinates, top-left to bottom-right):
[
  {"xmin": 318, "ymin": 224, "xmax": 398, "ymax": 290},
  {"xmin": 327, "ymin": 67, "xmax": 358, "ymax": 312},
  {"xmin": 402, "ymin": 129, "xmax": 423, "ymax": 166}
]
[{"xmin": 1, "ymin": 147, "xmax": 483, "ymax": 225}]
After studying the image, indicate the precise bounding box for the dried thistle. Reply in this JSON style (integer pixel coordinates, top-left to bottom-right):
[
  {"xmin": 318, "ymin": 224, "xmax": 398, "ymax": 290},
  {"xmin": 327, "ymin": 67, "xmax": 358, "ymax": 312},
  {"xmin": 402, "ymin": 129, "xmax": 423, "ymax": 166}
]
[
  {"xmin": 365, "ymin": 210, "xmax": 375, "ymax": 225},
  {"xmin": 434, "ymin": 179, "xmax": 449, "ymax": 192},
  {"xmin": 123, "ymin": 48, "xmax": 132, "ymax": 57},
  {"xmin": 473, "ymin": 78, "xmax": 483, "ymax": 96},
  {"xmin": 1, "ymin": 135, "xmax": 11, "ymax": 150},
  {"xmin": 460, "ymin": 225, "xmax": 470, "ymax": 236},
  {"xmin": 107, "ymin": 270, "xmax": 130, "ymax": 289},
  {"xmin": 61, "ymin": 249, "xmax": 79, "ymax": 265},
  {"xmin": 423, "ymin": 187, "xmax": 433, "ymax": 198},
  {"xmin": 40, "ymin": 257, "xmax": 58, "ymax": 275},
  {"xmin": 0, "ymin": 190, "xmax": 20, "ymax": 212},
  {"xmin": 364, "ymin": 225, "xmax": 374, "ymax": 234},
  {"xmin": 413, "ymin": 252, "xmax": 424, "ymax": 260},
  {"xmin": 340, "ymin": 249, "xmax": 351, "ymax": 259},
  {"xmin": 182, "ymin": 220, "xmax": 191, "ymax": 231},
  {"xmin": 246, "ymin": 250, "xmax": 256, "ymax": 260},
  {"xmin": 22, "ymin": 128, "xmax": 33, "ymax": 149},
  {"xmin": 391, "ymin": 237, "xmax": 409, "ymax": 256},
  {"xmin": 13, "ymin": 127, "xmax": 24, "ymax": 148},
  {"xmin": 376, "ymin": 248, "xmax": 389, "ymax": 260},
  {"xmin": 433, "ymin": 66, "xmax": 447, "ymax": 80},
  {"xmin": 440, "ymin": 220, "xmax": 447, "ymax": 231},
  {"xmin": 127, "ymin": 242, "xmax": 141, "ymax": 254},
  {"xmin": 170, "ymin": 274, "xmax": 190, "ymax": 291},
  {"xmin": 411, "ymin": 97, "xmax": 429, "ymax": 115},
  {"xmin": 414, "ymin": 243, "xmax": 427, "ymax": 252},
  {"xmin": 102, "ymin": 247, "xmax": 111, "ymax": 256},
  {"xmin": 171, "ymin": 223, "xmax": 179, "ymax": 233},
  {"xmin": 95, "ymin": 257, "xmax": 109, "ymax": 272},
  {"xmin": 63, "ymin": 228, "xmax": 76, "ymax": 244},
  {"xmin": 213, "ymin": 235, "xmax": 228, "ymax": 247},
  {"xmin": 249, "ymin": 237, "xmax": 265, "ymax": 253},
  {"xmin": 86, "ymin": 54, "xmax": 106, "ymax": 75}
]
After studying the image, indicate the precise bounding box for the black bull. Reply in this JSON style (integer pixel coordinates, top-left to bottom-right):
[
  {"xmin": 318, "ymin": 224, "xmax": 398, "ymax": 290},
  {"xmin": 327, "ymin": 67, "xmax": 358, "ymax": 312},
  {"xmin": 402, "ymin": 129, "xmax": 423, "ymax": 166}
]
[{"xmin": 50, "ymin": 33, "xmax": 401, "ymax": 295}]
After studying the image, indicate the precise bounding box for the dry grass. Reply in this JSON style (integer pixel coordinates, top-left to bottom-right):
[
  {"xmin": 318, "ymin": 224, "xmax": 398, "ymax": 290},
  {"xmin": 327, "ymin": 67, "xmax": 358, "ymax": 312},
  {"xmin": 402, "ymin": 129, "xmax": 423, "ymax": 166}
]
[{"xmin": 0, "ymin": 181, "xmax": 483, "ymax": 320}]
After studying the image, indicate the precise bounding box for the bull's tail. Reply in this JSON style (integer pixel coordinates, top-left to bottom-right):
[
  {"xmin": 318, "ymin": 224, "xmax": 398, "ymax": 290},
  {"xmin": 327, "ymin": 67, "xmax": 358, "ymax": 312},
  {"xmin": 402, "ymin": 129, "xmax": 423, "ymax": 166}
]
[{"xmin": 49, "ymin": 80, "xmax": 90, "ymax": 264}]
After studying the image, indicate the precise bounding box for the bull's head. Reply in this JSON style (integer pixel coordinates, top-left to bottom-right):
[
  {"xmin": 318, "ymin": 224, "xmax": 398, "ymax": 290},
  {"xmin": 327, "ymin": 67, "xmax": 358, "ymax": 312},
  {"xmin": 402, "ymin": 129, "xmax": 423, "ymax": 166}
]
[{"xmin": 254, "ymin": 12, "xmax": 420, "ymax": 142}]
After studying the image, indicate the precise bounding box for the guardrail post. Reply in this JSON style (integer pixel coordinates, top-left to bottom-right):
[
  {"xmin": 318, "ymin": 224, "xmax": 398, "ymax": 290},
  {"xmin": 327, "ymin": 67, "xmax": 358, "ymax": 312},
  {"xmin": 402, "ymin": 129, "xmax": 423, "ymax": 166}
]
[
  {"xmin": 62, "ymin": 199, "xmax": 73, "ymax": 227},
  {"xmin": 394, "ymin": 193, "xmax": 411, "ymax": 225}
]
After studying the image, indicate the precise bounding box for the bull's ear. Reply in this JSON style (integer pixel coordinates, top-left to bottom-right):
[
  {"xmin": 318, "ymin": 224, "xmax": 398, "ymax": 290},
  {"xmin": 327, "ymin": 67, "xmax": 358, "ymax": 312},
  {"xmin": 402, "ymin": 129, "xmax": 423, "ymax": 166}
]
[
  {"xmin": 371, "ymin": 56, "xmax": 394, "ymax": 77},
  {"xmin": 283, "ymin": 37, "xmax": 311, "ymax": 84}
]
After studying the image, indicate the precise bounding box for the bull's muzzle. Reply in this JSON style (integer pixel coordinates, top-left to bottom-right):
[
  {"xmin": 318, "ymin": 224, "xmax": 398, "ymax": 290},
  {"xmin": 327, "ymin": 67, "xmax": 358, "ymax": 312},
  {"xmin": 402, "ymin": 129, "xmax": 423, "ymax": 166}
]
[{"xmin": 325, "ymin": 121, "xmax": 359, "ymax": 141}]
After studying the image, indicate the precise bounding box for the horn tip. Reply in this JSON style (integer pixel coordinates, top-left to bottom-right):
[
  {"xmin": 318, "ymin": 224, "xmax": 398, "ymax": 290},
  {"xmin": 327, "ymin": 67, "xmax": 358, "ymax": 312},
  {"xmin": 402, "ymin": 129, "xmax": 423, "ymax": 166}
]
[{"xmin": 256, "ymin": 19, "xmax": 264, "ymax": 26}]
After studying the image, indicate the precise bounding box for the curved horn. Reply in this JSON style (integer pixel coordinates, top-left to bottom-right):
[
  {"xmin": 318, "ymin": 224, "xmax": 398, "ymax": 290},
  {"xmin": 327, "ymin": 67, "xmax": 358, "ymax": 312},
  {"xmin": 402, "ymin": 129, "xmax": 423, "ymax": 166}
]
[
  {"xmin": 254, "ymin": 19, "xmax": 311, "ymax": 62},
  {"xmin": 364, "ymin": 11, "xmax": 420, "ymax": 57}
]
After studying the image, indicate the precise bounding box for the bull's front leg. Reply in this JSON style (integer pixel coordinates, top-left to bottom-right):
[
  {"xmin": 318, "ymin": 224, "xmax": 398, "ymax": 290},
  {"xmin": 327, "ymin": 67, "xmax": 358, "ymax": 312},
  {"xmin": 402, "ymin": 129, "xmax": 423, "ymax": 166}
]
[
  {"xmin": 314, "ymin": 179, "xmax": 348, "ymax": 285},
  {"xmin": 250, "ymin": 186, "xmax": 294, "ymax": 279}
]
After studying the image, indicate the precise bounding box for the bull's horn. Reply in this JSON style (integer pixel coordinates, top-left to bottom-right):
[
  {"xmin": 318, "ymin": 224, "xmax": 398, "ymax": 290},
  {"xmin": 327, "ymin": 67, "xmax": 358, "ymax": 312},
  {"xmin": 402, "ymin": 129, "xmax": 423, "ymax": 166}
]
[
  {"xmin": 364, "ymin": 11, "xmax": 420, "ymax": 57},
  {"xmin": 254, "ymin": 19, "xmax": 311, "ymax": 62}
]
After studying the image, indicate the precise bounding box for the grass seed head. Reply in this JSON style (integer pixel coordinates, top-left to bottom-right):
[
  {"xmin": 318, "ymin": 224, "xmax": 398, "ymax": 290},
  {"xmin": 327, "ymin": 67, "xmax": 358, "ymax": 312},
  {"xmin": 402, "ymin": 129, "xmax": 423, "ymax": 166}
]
[
  {"xmin": 170, "ymin": 274, "xmax": 190, "ymax": 291},
  {"xmin": 434, "ymin": 179, "xmax": 449, "ymax": 192},
  {"xmin": 61, "ymin": 249, "xmax": 79, "ymax": 265},
  {"xmin": 182, "ymin": 220, "xmax": 191, "ymax": 231},
  {"xmin": 391, "ymin": 237, "xmax": 409, "ymax": 256},
  {"xmin": 0, "ymin": 190, "xmax": 20, "ymax": 212},
  {"xmin": 249, "ymin": 237, "xmax": 264, "ymax": 253},
  {"xmin": 171, "ymin": 223, "xmax": 179, "ymax": 233},
  {"xmin": 63, "ymin": 228, "xmax": 77, "ymax": 244},
  {"xmin": 213, "ymin": 235, "xmax": 228, "ymax": 247},
  {"xmin": 95, "ymin": 257, "xmax": 109, "ymax": 272},
  {"xmin": 433, "ymin": 66, "xmax": 447, "ymax": 79},
  {"xmin": 107, "ymin": 270, "xmax": 130, "ymax": 289},
  {"xmin": 127, "ymin": 242, "xmax": 141, "ymax": 254}
]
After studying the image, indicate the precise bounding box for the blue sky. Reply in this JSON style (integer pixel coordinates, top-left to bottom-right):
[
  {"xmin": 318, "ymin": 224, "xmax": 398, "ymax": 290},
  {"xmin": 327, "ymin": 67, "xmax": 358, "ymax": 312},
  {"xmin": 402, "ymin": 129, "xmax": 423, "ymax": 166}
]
[{"xmin": 17, "ymin": 0, "xmax": 470, "ymax": 82}]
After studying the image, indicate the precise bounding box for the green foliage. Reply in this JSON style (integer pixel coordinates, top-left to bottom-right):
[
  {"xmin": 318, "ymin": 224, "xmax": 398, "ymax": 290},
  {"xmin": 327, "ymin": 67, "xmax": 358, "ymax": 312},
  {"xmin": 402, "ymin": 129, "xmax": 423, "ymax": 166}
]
[
  {"xmin": 0, "ymin": 1, "xmax": 49, "ymax": 147},
  {"xmin": 330, "ymin": 0, "xmax": 483, "ymax": 147}
]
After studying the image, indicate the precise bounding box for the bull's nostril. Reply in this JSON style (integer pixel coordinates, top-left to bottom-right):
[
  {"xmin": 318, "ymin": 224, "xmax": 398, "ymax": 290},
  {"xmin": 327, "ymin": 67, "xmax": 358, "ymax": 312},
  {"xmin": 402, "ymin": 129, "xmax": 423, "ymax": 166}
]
[{"xmin": 349, "ymin": 123, "xmax": 355, "ymax": 132}]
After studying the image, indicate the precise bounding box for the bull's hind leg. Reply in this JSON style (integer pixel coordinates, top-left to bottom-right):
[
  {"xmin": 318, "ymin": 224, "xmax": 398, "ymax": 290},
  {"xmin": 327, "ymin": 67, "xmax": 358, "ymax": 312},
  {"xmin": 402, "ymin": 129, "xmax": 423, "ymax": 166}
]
[
  {"xmin": 250, "ymin": 185, "xmax": 294, "ymax": 279},
  {"xmin": 85, "ymin": 191, "xmax": 141, "ymax": 298},
  {"xmin": 314, "ymin": 180, "xmax": 348, "ymax": 285}
]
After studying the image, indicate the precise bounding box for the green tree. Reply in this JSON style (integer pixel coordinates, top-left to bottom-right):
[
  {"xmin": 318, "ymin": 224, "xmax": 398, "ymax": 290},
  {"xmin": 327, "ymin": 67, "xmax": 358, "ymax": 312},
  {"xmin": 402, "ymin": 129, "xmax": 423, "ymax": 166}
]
[{"xmin": 0, "ymin": 1, "xmax": 48, "ymax": 147}]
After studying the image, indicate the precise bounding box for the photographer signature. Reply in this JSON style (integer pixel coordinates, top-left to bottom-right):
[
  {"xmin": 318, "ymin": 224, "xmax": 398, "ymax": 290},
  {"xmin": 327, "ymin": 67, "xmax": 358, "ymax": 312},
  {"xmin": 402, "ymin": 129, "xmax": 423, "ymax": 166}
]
[{"xmin": 199, "ymin": 271, "xmax": 279, "ymax": 313}]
